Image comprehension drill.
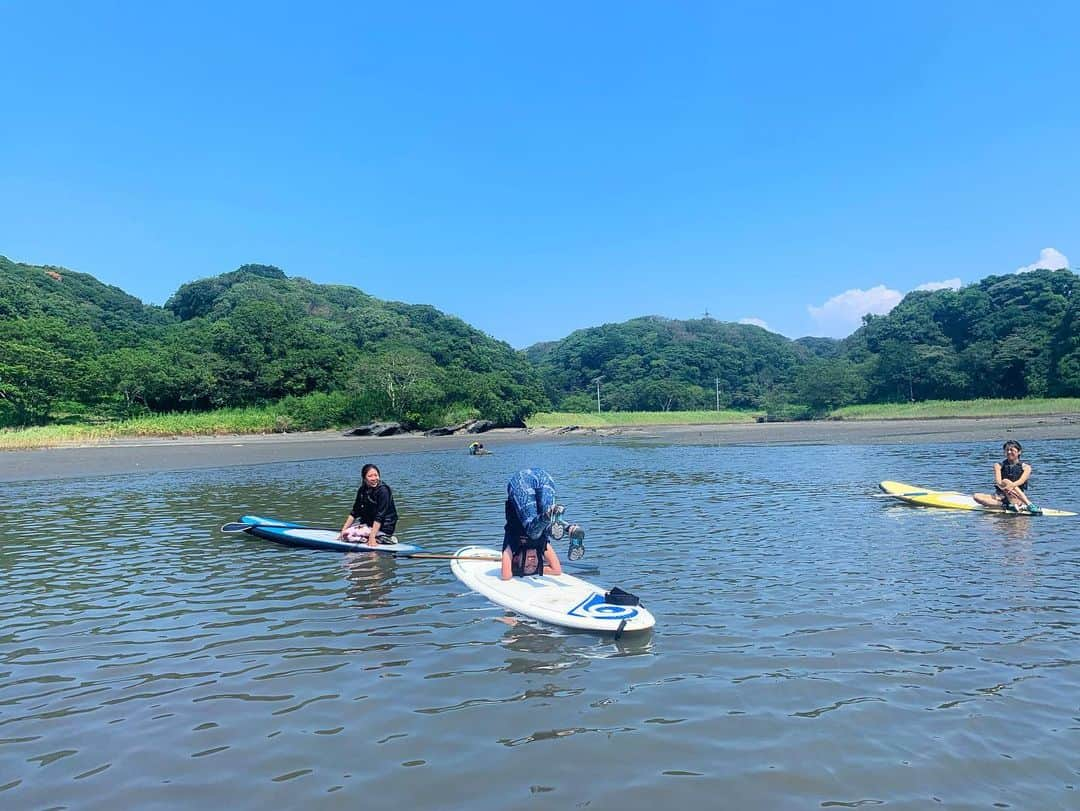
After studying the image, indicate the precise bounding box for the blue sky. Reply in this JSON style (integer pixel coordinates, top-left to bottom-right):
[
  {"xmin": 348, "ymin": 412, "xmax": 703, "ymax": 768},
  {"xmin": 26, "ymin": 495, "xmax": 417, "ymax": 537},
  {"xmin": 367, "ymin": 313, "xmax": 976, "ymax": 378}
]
[{"xmin": 2, "ymin": 1, "xmax": 1077, "ymax": 347}]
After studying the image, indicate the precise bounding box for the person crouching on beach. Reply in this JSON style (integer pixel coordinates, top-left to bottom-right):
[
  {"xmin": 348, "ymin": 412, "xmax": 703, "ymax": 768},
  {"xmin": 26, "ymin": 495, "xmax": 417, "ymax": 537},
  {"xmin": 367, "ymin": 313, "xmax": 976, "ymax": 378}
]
[
  {"xmin": 973, "ymin": 440, "xmax": 1041, "ymax": 514},
  {"xmin": 501, "ymin": 468, "xmax": 564, "ymax": 580},
  {"xmin": 339, "ymin": 463, "xmax": 399, "ymax": 544}
]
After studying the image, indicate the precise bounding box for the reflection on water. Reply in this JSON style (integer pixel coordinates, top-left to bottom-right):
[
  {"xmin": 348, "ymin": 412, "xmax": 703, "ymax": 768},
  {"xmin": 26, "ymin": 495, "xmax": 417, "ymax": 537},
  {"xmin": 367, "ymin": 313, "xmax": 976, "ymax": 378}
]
[
  {"xmin": 341, "ymin": 553, "xmax": 397, "ymax": 613},
  {"xmin": 992, "ymin": 512, "xmax": 1036, "ymax": 542},
  {"xmin": 1, "ymin": 438, "xmax": 1078, "ymax": 809}
]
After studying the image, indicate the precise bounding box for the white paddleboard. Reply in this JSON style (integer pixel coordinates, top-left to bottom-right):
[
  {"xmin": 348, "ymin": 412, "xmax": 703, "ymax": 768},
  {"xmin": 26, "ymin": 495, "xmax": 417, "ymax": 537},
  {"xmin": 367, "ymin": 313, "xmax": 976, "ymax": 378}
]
[{"xmin": 450, "ymin": 545, "xmax": 656, "ymax": 633}]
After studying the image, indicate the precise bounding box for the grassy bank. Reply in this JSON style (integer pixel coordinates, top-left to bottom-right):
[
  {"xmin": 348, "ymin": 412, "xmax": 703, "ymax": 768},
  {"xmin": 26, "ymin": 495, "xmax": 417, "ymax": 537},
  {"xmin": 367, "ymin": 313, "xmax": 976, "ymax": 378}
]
[
  {"xmin": 0, "ymin": 407, "xmax": 285, "ymax": 450},
  {"xmin": 831, "ymin": 397, "xmax": 1080, "ymax": 420},
  {"xmin": 4, "ymin": 398, "xmax": 1078, "ymax": 451},
  {"xmin": 525, "ymin": 409, "xmax": 762, "ymax": 428},
  {"xmin": 527, "ymin": 398, "xmax": 1080, "ymax": 428}
]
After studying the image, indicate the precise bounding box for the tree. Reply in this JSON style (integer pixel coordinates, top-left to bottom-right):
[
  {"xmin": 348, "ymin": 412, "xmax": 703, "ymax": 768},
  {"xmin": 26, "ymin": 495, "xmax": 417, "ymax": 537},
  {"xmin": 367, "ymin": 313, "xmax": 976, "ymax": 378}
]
[
  {"xmin": 0, "ymin": 339, "xmax": 70, "ymax": 425},
  {"xmin": 794, "ymin": 359, "xmax": 868, "ymax": 413}
]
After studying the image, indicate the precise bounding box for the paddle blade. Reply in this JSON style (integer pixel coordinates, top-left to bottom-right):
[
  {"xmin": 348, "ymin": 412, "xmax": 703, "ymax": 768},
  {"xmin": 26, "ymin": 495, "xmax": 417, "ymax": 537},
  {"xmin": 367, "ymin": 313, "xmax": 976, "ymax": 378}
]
[{"xmin": 220, "ymin": 522, "xmax": 254, "ymax": 533}]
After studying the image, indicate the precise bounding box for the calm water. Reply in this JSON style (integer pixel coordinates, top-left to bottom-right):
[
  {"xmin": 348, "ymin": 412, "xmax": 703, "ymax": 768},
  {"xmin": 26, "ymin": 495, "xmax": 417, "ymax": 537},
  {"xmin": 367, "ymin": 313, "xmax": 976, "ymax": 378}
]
[{"xmin": 1, "ymin": 438, "xmax": 1078, "ymax": 810}]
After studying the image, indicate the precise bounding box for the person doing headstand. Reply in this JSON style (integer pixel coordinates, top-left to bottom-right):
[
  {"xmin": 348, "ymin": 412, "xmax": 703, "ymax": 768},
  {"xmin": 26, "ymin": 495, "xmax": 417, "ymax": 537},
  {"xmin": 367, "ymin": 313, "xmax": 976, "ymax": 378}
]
[{"xmin": 501, "ymin": 468, "xmax": 564, "ymax": 580}]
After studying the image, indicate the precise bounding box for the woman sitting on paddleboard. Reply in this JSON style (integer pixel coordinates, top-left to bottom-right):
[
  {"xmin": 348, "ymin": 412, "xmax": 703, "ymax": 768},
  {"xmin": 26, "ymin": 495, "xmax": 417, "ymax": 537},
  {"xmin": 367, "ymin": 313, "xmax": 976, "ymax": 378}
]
[
  {"xmin": 973, "ymin": 440, "xmax": 1041, "ymax": 514},
  {"xmin": 338, "ymin": 463, "xmax": 400, "ymax": 545},
  {"xmin": 501, "ymin": 468, "xmax": 564, "ymax": 580}
]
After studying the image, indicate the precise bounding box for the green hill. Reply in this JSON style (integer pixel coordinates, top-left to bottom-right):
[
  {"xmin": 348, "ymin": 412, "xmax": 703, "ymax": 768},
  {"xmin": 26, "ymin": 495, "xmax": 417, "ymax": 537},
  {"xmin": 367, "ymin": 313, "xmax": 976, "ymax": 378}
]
[
  {"xmin": 525, "ymin": 316, "xmax": 811, "ymax": 411},
  {"xmin": 0, "ymin": 258, "xmax": 547, "ymax": 428},
  {"xmin": 3, "ymin": 254, "xmax": 1077, "ymax": 430},
  {"xmin": 842, "ymin": 268, "xmax": 1080, "ymax": 403},
  {"xmin": 0, "ymin": 256, "xmax": 175, "ymax": 424},
  {"xmin": 526, "ymin": 269, "xmax": 1079, "ymax": 415}
]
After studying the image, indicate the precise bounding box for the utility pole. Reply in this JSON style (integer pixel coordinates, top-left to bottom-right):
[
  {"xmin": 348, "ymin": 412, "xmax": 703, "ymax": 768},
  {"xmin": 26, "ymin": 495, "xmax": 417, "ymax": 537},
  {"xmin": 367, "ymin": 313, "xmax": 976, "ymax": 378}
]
[
  {"xmin": 592, "ymin": 376, "xmax": 603, "ymax": 414},
  {"xmin": 715, "ymin": 377, "xmax": 720, "ymax": 411}
]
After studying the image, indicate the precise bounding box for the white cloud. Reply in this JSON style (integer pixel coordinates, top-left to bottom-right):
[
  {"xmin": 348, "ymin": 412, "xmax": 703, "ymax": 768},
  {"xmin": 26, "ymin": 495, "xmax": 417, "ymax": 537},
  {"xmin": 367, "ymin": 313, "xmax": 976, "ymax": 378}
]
[
  {"xmin": 808, "ymin": 285, "xmax": 903, "ymax": 337},
  {"xmin": 1016, "ymin": 247, "xmax": 1069, "ymax": 273},
  {"xmin": 916, "ymin": 278, "xmax": 961, "ymax": 292},
  {"xmin": 739, "ymin": 317, "xmax": 770, "ymax": 330}
]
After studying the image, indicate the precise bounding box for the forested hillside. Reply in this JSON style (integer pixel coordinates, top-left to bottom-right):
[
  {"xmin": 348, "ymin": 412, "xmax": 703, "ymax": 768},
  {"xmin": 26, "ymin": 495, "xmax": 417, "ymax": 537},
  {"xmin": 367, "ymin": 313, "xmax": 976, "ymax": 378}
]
[
  {"xmin": 0, "ymin": 256, "xmax": 175, "ymax": 425},
  {"xmin": 839, "ymin": 269, "xmax": 1080, "ymax": 405},
  {"xmin": 2, "ymin": 255, "xmax": 1076, "ymax": 429},
  {"xmin": 525, "ymin": 269, "xmax": 1079, "ymax": 414},
  {"xmin": 0, "ymin": 258, "xmax": 547, "ymax": 427},
  {"xmin": 526, "ymin": 316, "xmax": 812, "ymax": 411}
]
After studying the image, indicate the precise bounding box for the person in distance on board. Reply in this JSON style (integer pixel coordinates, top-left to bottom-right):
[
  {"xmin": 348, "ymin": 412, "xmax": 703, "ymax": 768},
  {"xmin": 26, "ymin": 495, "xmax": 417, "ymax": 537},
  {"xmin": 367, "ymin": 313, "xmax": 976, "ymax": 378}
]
[
  {"xmin": 501, "ymin": 468, "xmax": 565, "ymax": 580},
  {"xmin": 338, "ymin": 463, "xmax": 400, "ymax": 544},
  {"xmin": 973, "ymin": 440, "xmax": 1041, "ymax": 514}
]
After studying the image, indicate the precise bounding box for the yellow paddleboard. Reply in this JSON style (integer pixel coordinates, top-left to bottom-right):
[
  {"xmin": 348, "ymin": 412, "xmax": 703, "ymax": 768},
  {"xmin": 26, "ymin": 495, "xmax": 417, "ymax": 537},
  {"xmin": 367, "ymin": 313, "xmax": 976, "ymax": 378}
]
[{"xmin": 878, "ymin": 481, "xmax": 1076, "ymax": 516}]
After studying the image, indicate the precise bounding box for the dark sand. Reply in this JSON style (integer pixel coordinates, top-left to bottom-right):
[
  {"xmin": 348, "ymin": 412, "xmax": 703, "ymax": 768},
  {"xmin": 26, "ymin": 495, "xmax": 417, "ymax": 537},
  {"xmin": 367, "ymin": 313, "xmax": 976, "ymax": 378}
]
[{"xmin": 3, "ymin": 415, "xmax": 1079, "ymax": 482}]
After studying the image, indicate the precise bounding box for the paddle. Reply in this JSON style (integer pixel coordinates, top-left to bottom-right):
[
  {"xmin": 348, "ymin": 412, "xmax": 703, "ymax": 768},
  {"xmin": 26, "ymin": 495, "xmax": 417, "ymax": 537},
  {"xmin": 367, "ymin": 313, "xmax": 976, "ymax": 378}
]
[
  {"xmin": 222, "ymin": 520, "xmax": 598, "ymax": 569},
  {"xmin": 394, "ymin": 548, "xmax": 599, "ymax": 573},
  {"xmin": 220, "ymin": 520, "xmax": 341, "ymax": 533},
  {"xmin": 396, "ymin": 552, "xmax": 503, "ymax": 562}
]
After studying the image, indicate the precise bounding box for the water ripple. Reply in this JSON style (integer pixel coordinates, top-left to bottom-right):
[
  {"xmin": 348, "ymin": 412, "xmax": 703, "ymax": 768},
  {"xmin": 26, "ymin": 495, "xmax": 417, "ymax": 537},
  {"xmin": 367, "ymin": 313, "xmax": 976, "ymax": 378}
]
[{"xmin": 1, "ymin": 439, "xmax": 1078, "ymax": 808}]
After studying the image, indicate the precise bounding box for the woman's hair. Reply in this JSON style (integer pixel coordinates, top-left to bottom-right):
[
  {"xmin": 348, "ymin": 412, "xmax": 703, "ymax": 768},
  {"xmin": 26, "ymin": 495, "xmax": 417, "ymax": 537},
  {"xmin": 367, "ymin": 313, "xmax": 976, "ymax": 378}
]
[
  {"xmin": 361, "ymin": 463, "xmax": 381, "ymax": 483},
  {"xmin": 1002, "ymin": 440, "xmax": 1023, "ymax": 453}
]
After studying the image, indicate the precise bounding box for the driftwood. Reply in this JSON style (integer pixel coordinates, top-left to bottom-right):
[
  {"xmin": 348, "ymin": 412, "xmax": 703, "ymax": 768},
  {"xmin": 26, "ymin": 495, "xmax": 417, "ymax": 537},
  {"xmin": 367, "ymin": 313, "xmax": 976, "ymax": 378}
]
[
  {"xmin": 346, "ymin": 418, "xmax": 496, "ymax": 438},
  {"xmin": 423, "ymin": 426, "xmax": 455, "ymax": 436},
  {"xmin": 343, "ymin": 421, "xmax": 404, "ymax": 437}
]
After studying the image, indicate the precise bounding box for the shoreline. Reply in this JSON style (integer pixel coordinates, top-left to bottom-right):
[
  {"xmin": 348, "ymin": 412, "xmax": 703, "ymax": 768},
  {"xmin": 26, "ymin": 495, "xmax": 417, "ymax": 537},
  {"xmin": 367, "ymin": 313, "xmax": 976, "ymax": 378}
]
[{"xmin": 3, "ymin": 415, "xmax": 1079, "ymax": 482}]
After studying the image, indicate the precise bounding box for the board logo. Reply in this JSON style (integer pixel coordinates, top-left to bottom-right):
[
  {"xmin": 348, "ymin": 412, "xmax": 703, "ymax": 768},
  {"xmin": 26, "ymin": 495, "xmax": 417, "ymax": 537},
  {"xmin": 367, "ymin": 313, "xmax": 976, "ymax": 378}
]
[{"xmin": 568, "ymin": 593, "xmax": 639, "ymax": 621}]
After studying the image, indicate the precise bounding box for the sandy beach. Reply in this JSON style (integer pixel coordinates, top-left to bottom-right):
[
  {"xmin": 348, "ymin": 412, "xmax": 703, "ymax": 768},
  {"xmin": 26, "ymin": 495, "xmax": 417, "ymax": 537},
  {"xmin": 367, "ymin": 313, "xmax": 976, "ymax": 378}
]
[{"xmin": 3, "ymin": 414, "xmax": 1079, "ymax": 482}]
